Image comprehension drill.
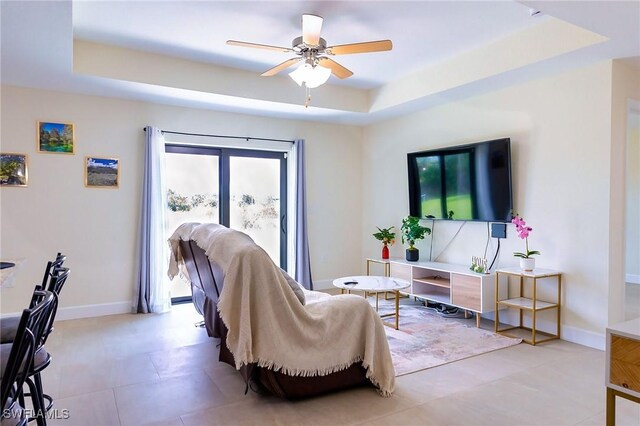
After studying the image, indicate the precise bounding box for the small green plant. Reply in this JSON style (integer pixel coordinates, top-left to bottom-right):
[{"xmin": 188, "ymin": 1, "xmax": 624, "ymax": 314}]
[
  {"xmin": 373, "ymin": 226, "xmax": 396, "ymax": 245},
  {"xmin": 401, "ymin": 216, "xmax": 431, "ymax": 250},
  {"xmin": 470, "ymin": 256, "xmax": 488, "ymax": 274}
]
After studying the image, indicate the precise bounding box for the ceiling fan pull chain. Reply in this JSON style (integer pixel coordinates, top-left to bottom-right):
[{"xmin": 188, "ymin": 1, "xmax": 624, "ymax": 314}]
[
  {"xmin": 305, "ymin": 86, "xmax": 311, "ymax": 108},
  {"xmin": 227, "ymin": 14, "xmax": 392, "ymax": 106}
]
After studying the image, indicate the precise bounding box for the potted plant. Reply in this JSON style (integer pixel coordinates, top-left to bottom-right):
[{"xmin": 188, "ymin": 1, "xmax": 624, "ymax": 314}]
[
  {"xmin": 401, "ymin": 216, "xmax": 431, "ymax": 262},
  {"xmin": 373, "ymin": 226, "xmax": 395, "ymax": 260},
  {"xmin": 512, "ymin": 214, "xmax": 540, "ymax": 271}
]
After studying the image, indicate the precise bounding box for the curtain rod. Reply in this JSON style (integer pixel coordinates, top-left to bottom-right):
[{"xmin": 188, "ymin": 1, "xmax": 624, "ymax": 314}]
[{"xmin": 143, "ymin": 128, "xmax": 294, "ymax": 143}]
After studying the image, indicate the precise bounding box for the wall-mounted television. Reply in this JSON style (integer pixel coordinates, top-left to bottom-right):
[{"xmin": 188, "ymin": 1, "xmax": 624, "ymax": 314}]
[{"xmin": 408, "ymin": 138, "xmax": 513, "ymax": 222}]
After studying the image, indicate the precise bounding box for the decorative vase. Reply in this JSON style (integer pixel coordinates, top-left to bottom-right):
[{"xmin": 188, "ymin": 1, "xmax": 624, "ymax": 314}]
[
  {"xmin": 406, "ymin": 248, "xmax": 419, "ymax": 262},
  {"xmin": 520, "ymin": 257, "xmax": 535, "ymax": 271},
  {"xmin": 381, "ymin": 243, "xmax": 389, "ymax": 260}
]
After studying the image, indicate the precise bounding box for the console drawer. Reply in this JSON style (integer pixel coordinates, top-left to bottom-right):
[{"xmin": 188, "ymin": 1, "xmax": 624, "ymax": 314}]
[
  {"xmin": 390, "ymin": 262, "xmax": 412, "ymax": 282},
  {"xmin": 451, "ymin": 273, "xmax": 481, "ymax": 312},
  {"xmin": 610, "ymin": 335, "xmax": 640, "ymax": 393}
]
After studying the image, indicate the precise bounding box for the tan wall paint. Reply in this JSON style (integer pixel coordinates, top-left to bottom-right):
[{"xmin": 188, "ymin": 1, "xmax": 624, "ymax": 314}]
[
  {"xmin": 0, "ymin": 85, "xmax": 363, "ymax": 313},
  {"xmin": 610, "ymin": 60, "xmax": 640, "ymax": 325},
  {"xmin": 627, "ymin": 114, "xmax": 640, "ymax": 277},
  {"xmin": 363, "ymin": 61, "xmax": 614, "ymax": 345},
  {"xmin": 1, "ymin": 59, "xmax": 631, "ymax": 347},
  {"xmin": 73, "ymin": 40, "xmax": 369, "ymax": 114},
  {"xmin": 370, "ymin": 18, "xmax": 607, "ymax": 112}
]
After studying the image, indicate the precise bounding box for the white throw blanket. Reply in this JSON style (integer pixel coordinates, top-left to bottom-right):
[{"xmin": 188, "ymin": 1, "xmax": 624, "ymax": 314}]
[{"xmin": 168, "ymin": 223, "xmax": 395, "ymax": 396}]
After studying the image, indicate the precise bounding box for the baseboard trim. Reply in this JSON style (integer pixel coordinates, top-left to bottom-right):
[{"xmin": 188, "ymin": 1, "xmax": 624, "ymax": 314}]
[
  {"xmin": 626, "ymin": 274, "xmax": 640, "ymax": 285},
  {"xmin": 312, "ymin": 279, "xmax": 333, "ymax": 290},
  {"xmin": 561, "ymin": 325, "xmax": 605, "ymax": 350},
  {"xmin": 478, "ymin": 311, "xmax": 604, "ymax": 350},
  {"xmin": 56, "ymin": 301, "xmax": 132, "ymax": 320},
  {"xmin": 1, "ymin": 300, "xmax": 133, "ymax": 321}
]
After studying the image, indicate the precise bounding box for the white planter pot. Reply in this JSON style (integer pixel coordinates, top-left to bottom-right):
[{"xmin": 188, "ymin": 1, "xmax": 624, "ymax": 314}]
[{"xmin": 520, "ymin": 258, "xmax": 535, "ymax": 271}]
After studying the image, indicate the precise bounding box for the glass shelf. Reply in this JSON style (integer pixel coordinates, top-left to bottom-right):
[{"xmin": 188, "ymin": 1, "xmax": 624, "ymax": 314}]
[{"xmin": 498, "ymin": 297, "xmax": 557, "ymax": 310}]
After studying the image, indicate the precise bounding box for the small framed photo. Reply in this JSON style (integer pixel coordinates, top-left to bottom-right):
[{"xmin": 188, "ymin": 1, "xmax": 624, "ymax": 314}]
[
  {"xmin": 38, "ymin": 121, "xmax": 75, "ymax": 154},
  {"xmin": 85, "ymin": 156, "xmax": 119, "ymax": 188},
  {"xmin": 0, "ymin": 153, "xmax": 28, "ymax": 187}
]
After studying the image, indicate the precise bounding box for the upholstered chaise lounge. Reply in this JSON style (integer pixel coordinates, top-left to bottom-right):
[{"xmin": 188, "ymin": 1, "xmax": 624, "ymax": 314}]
[{"xmin": 168, "ymin": 223, "xmax": 395, "ymax": 399}]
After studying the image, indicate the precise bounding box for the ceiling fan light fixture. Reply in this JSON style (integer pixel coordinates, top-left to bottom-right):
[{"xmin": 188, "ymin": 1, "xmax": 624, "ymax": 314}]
[
  {"xmin": 289, "ymin": 62, "xmax": 331, "ymax": 89},
  {"xmin": 229, "ymin": 13, "xmax": 392, "ymax": 105},
  {"xmin": 302, "ymin": 14, "xmax": 323, "ymax": 46}
]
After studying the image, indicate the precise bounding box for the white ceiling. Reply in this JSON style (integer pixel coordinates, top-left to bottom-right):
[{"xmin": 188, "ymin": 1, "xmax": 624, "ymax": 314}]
[
  {"xmin": 72, "ymin": 0, "xmax": 545, "ymax": 89},
  {"xmin": 1, "ymin": 0, "xmax": 639, "ymax": 125}
]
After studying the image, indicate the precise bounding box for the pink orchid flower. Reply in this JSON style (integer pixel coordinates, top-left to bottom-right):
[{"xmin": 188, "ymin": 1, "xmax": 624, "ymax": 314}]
[{"xmin": 512, "ymin": 215, "xmax": 540, "ymax": 259}]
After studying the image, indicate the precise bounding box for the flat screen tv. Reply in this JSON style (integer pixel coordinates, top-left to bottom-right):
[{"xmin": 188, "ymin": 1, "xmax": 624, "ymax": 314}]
[{"xmin": 408, "ymin": 138, "xmax": 512, "ymax": 222}]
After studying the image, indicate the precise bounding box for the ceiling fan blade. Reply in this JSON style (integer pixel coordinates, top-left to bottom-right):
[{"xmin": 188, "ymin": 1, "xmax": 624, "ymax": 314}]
[
  {"xmin": 318, "ymin": 57, "xmax": 353, "ymax": 79},
  {"xmin": 226, "ymin": 40, "xmax": 293, "ymax": 53},
  {"xmin": 261, "ymin": 58, "xmax": 301, "ymax": 77},
  {"xmin": 327, "ymin": 40, "xmax": 393, "ymax": 55},
  {"xmin": 302, "ymin": 14, "xmax": 323, "ymax": 46}
]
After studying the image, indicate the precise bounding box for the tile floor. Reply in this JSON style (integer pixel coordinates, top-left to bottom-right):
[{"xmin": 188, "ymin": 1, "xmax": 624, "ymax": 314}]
[{"xmin": 39, "ymin": 303, "xmax": 640, "ymax": 426}]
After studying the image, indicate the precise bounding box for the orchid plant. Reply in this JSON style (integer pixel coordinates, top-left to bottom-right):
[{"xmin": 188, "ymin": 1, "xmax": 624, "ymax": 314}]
[{"xmin": 512, "ymin": 214, "xmax": 540, "ymax": 258}]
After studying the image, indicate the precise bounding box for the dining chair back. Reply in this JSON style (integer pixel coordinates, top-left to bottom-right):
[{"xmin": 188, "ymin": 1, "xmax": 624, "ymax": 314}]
[
  {"xmin": 40, "ymin": 254, "xmax": 66, "ymax": 290},
  {"xmin": 37, "ymin": 268, "xmax": 69, "ymax": 347},
  {"xmin": 0, "ymin": 291, "xmax": 55, "ymax": 426},
  {"xmin": 23, "ymin": 260, "xmax": 69, "ymax": 425},
  {"xmin": 0, "ymin": 310, "xmax": 35, "ymax": 426},
  {"xmin": 45, "ymin": 267, "xmax": 69, "ymax": 297},
  {"xmin": 23, "ymin": 290, "xmax": 55, "ymax": 426},
  {"xmin": 24, "ymin": 290, "xmax": 56, "ymax": 360},
  {"xmin": 1, "ymin": 255, "xmax": 66, "ymax": 346}
]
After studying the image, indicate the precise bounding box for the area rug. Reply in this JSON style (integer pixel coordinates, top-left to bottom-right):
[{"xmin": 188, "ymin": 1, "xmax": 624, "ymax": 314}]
[{"xmin": 379, "ymin": 300, "xmax": 522, "ymax": 376}]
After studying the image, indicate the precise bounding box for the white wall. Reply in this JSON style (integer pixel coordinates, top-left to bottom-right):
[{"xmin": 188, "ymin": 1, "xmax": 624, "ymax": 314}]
[
  {"xmin": 2, "ymin": 60, "xmax": 633, "ymax": 348},
  {"xmin": 627, "ymin": 108, "xmax": 640, "ymax": 280},
  {"xmin": 610, "ymin": 60, "xmax": 640, "ymax": 324},
  {"xmin": 362, "ymin": 61, "xmax": 615, "ymax": 348},
  {"xmin": 0, "ymin": 85, "xmax": 363, "ymax": 315}
]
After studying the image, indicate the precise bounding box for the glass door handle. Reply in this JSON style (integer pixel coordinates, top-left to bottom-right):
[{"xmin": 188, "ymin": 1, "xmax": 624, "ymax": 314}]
[{"xmin": 281, "ymin": 214, "xmax": 287, "ymax": 234}]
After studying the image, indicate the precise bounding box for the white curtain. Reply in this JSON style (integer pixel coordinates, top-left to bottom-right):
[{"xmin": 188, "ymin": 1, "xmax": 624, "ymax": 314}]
[{"xmin": 133, "ymin": 126, "xmax": 171, "ymax": 313}]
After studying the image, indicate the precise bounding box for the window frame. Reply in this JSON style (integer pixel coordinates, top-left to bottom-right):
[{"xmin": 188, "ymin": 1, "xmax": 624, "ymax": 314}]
[{"xmin": 165, "ymin": 144, "xmax": 288, "ymax": 270}]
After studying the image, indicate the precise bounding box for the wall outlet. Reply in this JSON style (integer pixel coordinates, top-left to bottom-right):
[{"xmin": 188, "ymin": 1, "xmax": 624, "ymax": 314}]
[{"xmin": 491, "ymin": 223, "xmax": 507, "ymax": 239}]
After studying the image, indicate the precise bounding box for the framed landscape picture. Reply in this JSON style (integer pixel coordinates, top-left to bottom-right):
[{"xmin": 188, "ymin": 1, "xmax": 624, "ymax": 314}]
[
  {"xmin": 38, "ymin": 121, "xmax": 74, "ymax": 154},
  {"xmin": 0, "ymin": 153, "xmax": 28, "ymax": 187},
  {"xmin": 85, "ymin": 157, "xmax": 119, "ymax": 188}
]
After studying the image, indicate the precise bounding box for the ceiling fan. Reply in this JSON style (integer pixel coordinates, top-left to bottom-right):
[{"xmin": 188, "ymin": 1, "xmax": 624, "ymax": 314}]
[{"xmin": 227, "ymin": 14, "xmax": 392, "ymax": 92}]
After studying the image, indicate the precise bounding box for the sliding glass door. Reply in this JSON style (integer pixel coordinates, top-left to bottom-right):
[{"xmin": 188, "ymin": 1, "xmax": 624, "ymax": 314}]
[
  {"xmin": 228, "ymin": 153, "xmax": 286, "ymax": 267},
  {"xmin": 164, "ymin": 146, "xmax": 220, "ymax": 300},
  {"xmin": 164, "ymin": 145, "xmax": 287, "ymax": 302}
]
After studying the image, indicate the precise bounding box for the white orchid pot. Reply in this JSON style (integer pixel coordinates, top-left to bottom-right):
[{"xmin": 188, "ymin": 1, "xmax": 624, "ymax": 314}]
[{"xmin": 520, "ymin": 258, "xmax": 535, "ymax": 271}]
